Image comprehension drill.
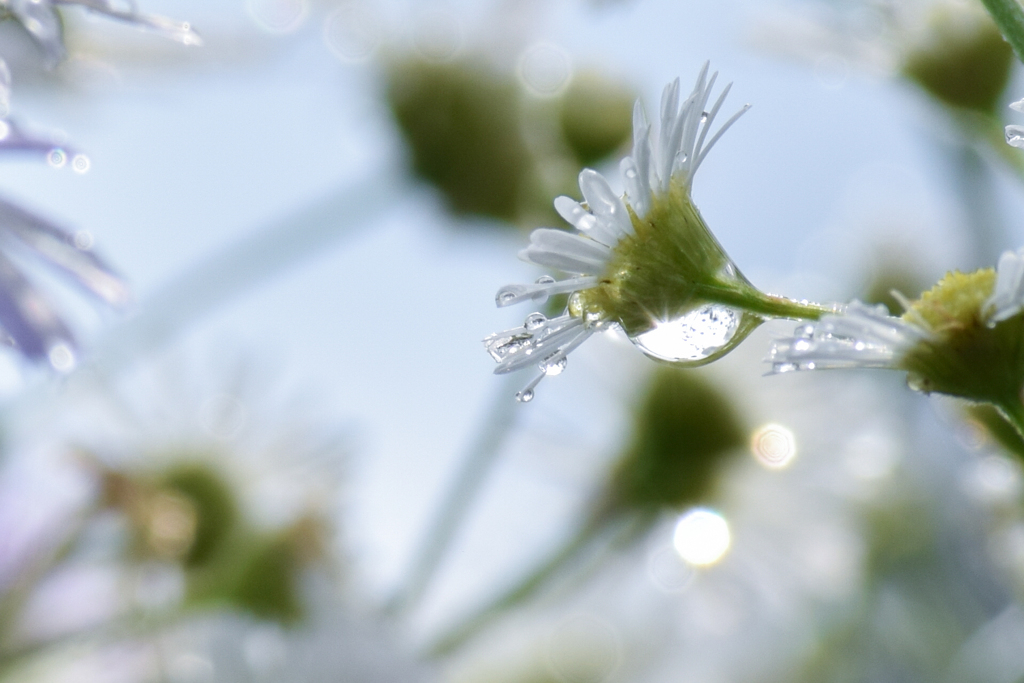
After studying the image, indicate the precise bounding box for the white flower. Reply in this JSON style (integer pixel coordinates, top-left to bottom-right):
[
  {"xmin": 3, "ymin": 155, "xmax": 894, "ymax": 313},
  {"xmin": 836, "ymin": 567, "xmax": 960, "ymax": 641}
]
[
  {"xmin": 769, "ymin": 247, "xmax": 1024, "ymax": 402},
  {"xmin": 485, "ymin": 63, "xmax": 751, "ymax": 402},
  {"xmin": 1006, "ymin": 99, "xmax": 1024, "ymax": 149}
]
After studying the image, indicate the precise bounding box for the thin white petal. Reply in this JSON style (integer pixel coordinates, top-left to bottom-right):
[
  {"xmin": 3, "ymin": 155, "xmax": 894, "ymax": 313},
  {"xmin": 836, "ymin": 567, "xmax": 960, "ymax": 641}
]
[
  {"xmin": 578, "ymin": 170, "xmax": 633, "ymax": 238},
  {"xmin": 495, "ymin": 276, "xmax": 598, "ymax": 308},
  {"xmin": 553, "ymin": 196, "xmax": 619, "ymax": 246}
]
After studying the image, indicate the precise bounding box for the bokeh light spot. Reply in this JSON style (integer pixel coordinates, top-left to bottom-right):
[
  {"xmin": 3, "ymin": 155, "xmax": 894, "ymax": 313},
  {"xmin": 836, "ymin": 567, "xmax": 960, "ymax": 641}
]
[
  {"xmin": 673, "ymin": 508, "xmax": 730, "ymax": 566},
  {"xmin": 751, "ymin": 422, "xmax": 797, "ymax": 469},
  {"xmin": 518, "ymin": 43, "xmax": 571, "ymax": 96}
]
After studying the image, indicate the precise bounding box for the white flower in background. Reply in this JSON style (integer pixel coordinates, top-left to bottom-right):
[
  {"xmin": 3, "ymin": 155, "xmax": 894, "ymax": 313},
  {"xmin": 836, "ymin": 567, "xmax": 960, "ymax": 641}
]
[
  {"xmin": 485, "ymin": 63, "xmax": 760, "ymax": 402},
  {"xmin": 769, "ymin": 247, "xmax": 1024, "ymax": 420},
  {"xmin": 2, "ymin": 0, "xmax": 201, "ymax": 67}
]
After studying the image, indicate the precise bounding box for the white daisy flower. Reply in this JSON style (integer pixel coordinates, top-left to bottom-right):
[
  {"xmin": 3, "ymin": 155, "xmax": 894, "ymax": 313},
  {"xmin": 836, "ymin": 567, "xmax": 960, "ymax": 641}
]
[
  {"xmin": 485, "ymin": 64, "xmax": 832, "ymax": 401},
  {"xmin": 769, "ymin": 248, "xmax": 1024, "ymax": 432}
]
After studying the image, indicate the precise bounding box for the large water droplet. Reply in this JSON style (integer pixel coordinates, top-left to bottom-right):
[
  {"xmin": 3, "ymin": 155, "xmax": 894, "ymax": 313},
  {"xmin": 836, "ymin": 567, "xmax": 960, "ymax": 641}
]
[
  {"xmin": 525, "ymin": 312, "xmax": 546, "ymax": 331},
  {"xmin": 629, "ymin": 304, "xmax": 741, "ymax": 363}
]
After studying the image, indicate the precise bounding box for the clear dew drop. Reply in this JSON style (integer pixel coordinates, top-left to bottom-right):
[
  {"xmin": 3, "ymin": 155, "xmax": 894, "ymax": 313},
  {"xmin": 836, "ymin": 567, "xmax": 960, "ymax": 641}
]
[
  {"xmin": 535, "ymin": 275, "xmax": 555, "ymax": 285},
  {"xmin": 542, "ymin": 355, "xmax": 567, "ymax": 376},
  {"xmin": 629, "ymin": 304, "xmax": 741, "ymax": 363},
  {"xmin": 516, "ymin": 389, "xmax": 534, "ymax": 403},
  {"xmin": 774, "ymin": 362, "xmax": 798, "ymax": 373},
  {"xmin": 1008, "ymin": 128, "xmax": 1024, "ymax": 149},
  {"xmin": 525, "ymin": 312, "xmax": 546, "ymax": 331},
  {"xmin": 624, "ymin": 167, "xmax": 637, "ymax": 179},
  {"xmin": 497, "ymin": 288, "xmax": 517, "ymax": 305}
]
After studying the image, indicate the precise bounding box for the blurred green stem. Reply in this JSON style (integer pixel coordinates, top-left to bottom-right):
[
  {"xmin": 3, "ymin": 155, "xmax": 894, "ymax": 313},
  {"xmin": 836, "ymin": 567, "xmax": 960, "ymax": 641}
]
[
  {"xmin": 980, "ymin": 0, "xmax": 1024, "ymax": 64},
  {"xmin": 384, "ymin": 373, "xmax": 522, "ymax": 616},
  {"xmin": 427, "ymin": 512, "xmax": 650, "ymax": 658}
]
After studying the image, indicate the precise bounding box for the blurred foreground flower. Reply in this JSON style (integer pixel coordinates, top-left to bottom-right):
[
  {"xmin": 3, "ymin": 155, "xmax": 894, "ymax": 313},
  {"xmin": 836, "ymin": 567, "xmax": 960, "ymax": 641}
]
[
  {"xmin": 485, "ymin": 64, "xmax": 831, "ymax": 401},
  {"xmin": 0, "ymin": 196, "xmax": 128, "ymax": 369},
  {"xmin": 770, "ymin": 247, "xmax": 1024, "ymax": 437},
  {"xmin": 1, "ymin": 0, "xmax": 201, "ymax": 67}
]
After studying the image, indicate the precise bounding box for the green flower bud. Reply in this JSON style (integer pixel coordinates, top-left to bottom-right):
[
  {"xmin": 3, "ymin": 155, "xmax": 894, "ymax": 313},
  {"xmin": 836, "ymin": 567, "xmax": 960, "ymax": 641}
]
[
  {"xmin": 557, "ymin": 70, "xmax": 634, "ymax": 165},
  {"xmin": 902, "ymin": 7, "xmax": 1012, "ymax": 114}
]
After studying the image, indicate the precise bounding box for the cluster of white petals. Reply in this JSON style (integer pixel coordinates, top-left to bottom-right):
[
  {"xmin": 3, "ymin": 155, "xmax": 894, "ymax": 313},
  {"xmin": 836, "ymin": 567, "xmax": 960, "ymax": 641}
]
[
  {"xmin": 767, "ymin": 302, "xmax": 927, "ymax": 374},
  {"xmin": 484, "ymin": 64, "xmax": 750, "ymax": 400}
]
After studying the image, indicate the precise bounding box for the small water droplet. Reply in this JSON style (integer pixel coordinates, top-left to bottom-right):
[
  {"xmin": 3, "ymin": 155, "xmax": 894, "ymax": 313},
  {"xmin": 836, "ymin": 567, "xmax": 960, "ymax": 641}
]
[
  {"xmin": 525, "ymin": 312, "xmax": 546, "ymax": 331},
  {"xmin": 535, "ymin": 275, "xmax": 555, "ymax": 285},
  {"xmin": 624, "ymin": 167, "xmax": 637, "ymax": 179},
  {"xmin": 629, "ymin": 304, "xmax": 741, "ymax": 363},
  {"xmin": 796, "ymin": 324, "xmax": 814, "ymax": 338},
  {"xmin": 774, "ymin": 362, "xmax": 798, "ymax": 373},
  {"xmin": 853, "ymin": 341, "xmax": 866, "ymax": 351},
  {"xmin": 516, "ymin": 389, "xmax": 534, "ymax": 402},
  {"xmin": 498, "ymin": 289, "xmax": 517, "ymax": 305},
  {"xmin": 1008, "ymin": 128, "xmax": 1024, "ymax": 148},
  {"xmin": 700, "ymin": 111, "xmax": 709, "ymax": 123},
  {"xmin": 793, "ymin": 339, "xmax": 812, "ymax": 352},
  {"xmin": 542, "ymin": 354, "xmax": 567, "ymax": 375}
]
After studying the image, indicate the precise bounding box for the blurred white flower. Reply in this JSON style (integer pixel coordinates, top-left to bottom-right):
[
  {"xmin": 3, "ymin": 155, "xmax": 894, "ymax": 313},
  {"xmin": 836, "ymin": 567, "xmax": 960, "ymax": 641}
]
[{"xmin": 2, "ymin": 0, "xmax": 201, "ymax": 67}]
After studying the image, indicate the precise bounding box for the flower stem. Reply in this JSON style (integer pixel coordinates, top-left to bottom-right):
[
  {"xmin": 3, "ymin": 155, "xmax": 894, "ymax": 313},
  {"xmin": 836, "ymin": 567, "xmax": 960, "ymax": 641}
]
[
  {"xmin": 695, "ymin": 281, "xmax": 835, "ymax": 321},
  {"xmin": 980, "ymin": 0, "xmax": 1024, "ymax": 64}
]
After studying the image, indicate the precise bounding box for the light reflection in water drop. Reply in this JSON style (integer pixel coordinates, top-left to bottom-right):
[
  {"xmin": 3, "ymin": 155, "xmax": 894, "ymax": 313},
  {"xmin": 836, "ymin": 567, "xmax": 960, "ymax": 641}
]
[
  {"xmin": 751, "ymin": 423, "xmax": 796, "ymax": 469},
  {"xmin": 673, "ymin": 508, "xmax": 730, "ymax": 566},
  {"xmin": 629, "ymin": 304, "xmax": 739, "ymax": 362}
]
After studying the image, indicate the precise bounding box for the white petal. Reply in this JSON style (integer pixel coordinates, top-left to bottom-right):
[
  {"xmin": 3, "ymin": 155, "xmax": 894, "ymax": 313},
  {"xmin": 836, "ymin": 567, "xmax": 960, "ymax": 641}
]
[
  {"xmin": 578, "ymin": 169, "xmax": 633, "ymax": 238},
  {"xmin": 988, "ymin": 248, "xmax": 1024, "ymax": 322},
  {"xmin": 495, "ymin": 276, "xmax": 598, "ymax": 307},
  {"xmin": 519, "ymin": 228, "xmax": 610, "ymax": 274},
  {"xmin": 553, "ymin": 196, "xmax": 618, "ymax": 246},
  {"xmin": 619, "ymin": 157, "xmax": 647, "ymax": 219}
]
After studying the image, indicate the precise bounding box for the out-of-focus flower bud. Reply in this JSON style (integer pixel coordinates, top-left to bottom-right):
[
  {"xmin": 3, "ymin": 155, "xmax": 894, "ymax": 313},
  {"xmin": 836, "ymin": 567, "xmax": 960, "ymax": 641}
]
[
  {"xmin": 902, "ymin": 7, "xmax": 1012, "ymax": 114},
  {"xmin": 599, "ymin": 367, "xmax": 745, "ymax": 517},
  {"xmin": 557, "ymin": 70, "xmax": 634, "ymax": 166},
  {"xmin": 385, "ymin": 58, "xmax": 536, "ymax": 223}
]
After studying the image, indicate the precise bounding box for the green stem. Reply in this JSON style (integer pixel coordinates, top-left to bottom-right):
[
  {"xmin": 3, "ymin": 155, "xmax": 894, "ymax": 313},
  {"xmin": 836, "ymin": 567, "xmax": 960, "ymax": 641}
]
[
  {"xmin": 995, "ymin": 398, "xmax": 1024, "ymax": 443},
  {"xmin": 695, "ymin": 281, "xmax": 834, "ymax": 321},
  {"xmin": 426, "ymin": 513, "xmax": 648, "ymax": 658},
  {"xmin": 980, "ymin": 0, "xmax": 1024, "ymax": 64}
]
